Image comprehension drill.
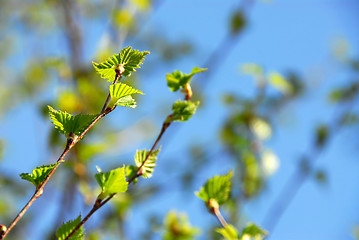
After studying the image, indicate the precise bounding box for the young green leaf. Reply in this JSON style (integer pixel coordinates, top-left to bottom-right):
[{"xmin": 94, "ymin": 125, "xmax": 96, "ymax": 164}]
[
  {"xmin": 134, "ymin": 148, "xmax": 160, "ymax": 178},
  {"xmin": 268, "ymin": 72, "xmax": 293, "ymax": 95},
  {"xmin": 109, "ymin": 82, "xmax": 144, "ymax": 108},
  {"xmin": 56, "ymin": 215, "xmax": 85, "ymax": 240},
  {"xmin": 114, "ymin": 95, "xmax": 137, "ymax": 108},
  {"xmin": 216, "ymin": 224, "xmax": 239, "ymax": 240},
  {"xmin": 20, "ymin": 163, "xmax": 60, "ymax": 189},
  {"xmin": 195, "ymin": 170, "xmax": 233, "ymax": 205},
  {"xmin": 93, "ymin": 47, "xmax": 150, "ymax": 81},
  {"xmin": 163, "ymin": 211, "xmax": 200, "ymax": 240},
  {"xmin": 48, "ymin": 106, "xmax": 97, "ymax": 137},
  {"xmin": 95, "ymin": 166, "xmax": 128, "ymax": 199},
  {"xmin": 166, "ymin": 67, "xmax": 207, "ymax": 92},
  {"xmin": 126, "ymin": 165, "xmax": 138, "ymax": 184},
  {"xmin": 168, "ymin": 100, "xmax": 200, "ymax": 123},
  {"xmin": 240, "ymin": 223, "xmax": 267, "ymax": 240}
]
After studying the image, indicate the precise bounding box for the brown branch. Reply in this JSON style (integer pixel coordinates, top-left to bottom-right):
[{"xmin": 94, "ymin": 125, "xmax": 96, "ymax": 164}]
[
  {"xmin": 65, "ymin": 115, "xmax": 172, "ymax": 240},
  {"xmin": 64, "ymin": 85, "xmax": 192, "ymax": 239},
  {"xmin": 0, "ymin": 71, "xmax": 123, "ymax": 240}
]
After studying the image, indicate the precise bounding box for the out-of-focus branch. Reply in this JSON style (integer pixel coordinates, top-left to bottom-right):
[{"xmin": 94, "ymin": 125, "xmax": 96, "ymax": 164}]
[{"xmin": 262, "ymin": 96, "xmax": 358, "ymax": 236}]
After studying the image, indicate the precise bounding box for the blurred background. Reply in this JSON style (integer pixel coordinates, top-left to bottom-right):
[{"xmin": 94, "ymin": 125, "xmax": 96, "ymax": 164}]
[{"xmin": 0, "ymin": 0, "xmax": 358, "ymax": 239}]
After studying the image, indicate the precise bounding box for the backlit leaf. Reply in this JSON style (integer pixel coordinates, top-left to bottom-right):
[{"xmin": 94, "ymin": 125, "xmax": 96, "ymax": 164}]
[
  {"xmin": 240, "ymin": 223, "xmax": 267, "ymax": 240},
  {"xmin": 169, "ymin": 100, "xmax": 200, "ymax": 122},
  {"xmin": 95, "ymin": 166, "xmax": 128, "ymax": 198},
  {"xmin": 216, "ymin": 224, "xmax": 239, "ymax": 240},
  {"xmin": 166, "ymin": 67, "xmax": 207, "ymax": 92},
  {"xmin": 195, "ymin": 171, "xmax": 233, "ymax": 205},
  {"xmin": 163, "ymin": 211, "xmax": 200, "ymax": 240},
  {"xmin": 20, "ymin": 163, "xmax": 60, "ymax": 189},
  {"xmin": 269, "ymin": 72, "xmax": 293, "ymax": 95},
  {"xmin": 48, "ymin": 106, "xmax": 97, "ymax": 137},
  {"xmin": 109, "ymin": 83, "xmax": 144, "ymax": 108},
  {"xmin": 134, "ymin": 148, "xmax": 160, "ymax": 178},
  {"xmin": 93, "ymin": 47, "xmax": 149, "ymax": 81},
  {"xmin": 56, "ymin": 215, "xmax": 85, "ymax": 240}
]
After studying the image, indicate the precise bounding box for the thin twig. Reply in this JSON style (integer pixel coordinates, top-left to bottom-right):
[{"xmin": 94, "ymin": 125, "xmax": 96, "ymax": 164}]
[
  {"xmin": 65, "ymin": 87, "xmax": 192, "ymax": 239},
  {"xmin": 213, "ymin": 208, "xmax": 228, "ymax": 228},
  {"xmin": 0, "ymin": 72, "xmax": 123, "ymax": 240},
  {"xmin": 262, "ymin": 98, "xmax": 357, "ymax": 236}
]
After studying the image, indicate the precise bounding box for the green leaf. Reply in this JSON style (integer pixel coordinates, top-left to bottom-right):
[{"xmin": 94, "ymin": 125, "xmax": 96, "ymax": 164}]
[
  {"xmin": 216, "ymin": 224, "xmax": 239, "ymax": 240},
  {"xmin": 166, "ymin": 67, "xmax": 207, "ymax": 92},
  {"xmin": 163, "ymin": 211, "xmax": 200, "ymax": 240},
  {"xmin": 134, "ymin": 148, "xmax": 161, "ymax": 178},
  {"xmin": 115, "ymin": 95, "xmax": 137, "ymax": 108},
  {"xmin": 56, "ymin": 215, "xmax": 85, "ymax": 240},
  {"xmin": 268, "ymin": 72, "xmax": 293, "ymax": 95},
  {"xmin": 125, "ymin": 165, "xmax": 138, "ymax": 184},
  {"xmin": 195, "ymin": 170, "xmax": 233, "ymax": 205},
  {"xmin": 240, "ymin": 223, "xmax": 267, "ymax": 240},
  {"xmin": 20, "ymin": 163, "xmax": 60, "ymax": 189},
  {"xmin": 168, "ymin": 100, "xmax": 200, "ymax": 122},
  {"xmin": 95, "ymin": 166, "xmax": 128, "ymax": 198},
  {"xmin": 48, "ymin": 106, "xmax": 97, "ymax": 137},
  {"xmin": 93, "ymin": 47, "xmax": 150, "ymax": 81},
  {"xmin": 109, "ymin": 82, "xmax": 144, "ymax": 108}
]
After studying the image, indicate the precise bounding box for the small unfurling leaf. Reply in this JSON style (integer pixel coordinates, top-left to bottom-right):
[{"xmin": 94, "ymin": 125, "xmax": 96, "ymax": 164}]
[
  {"xmin": 48, "ymin": 106, "xmax": 97, "ymax": 137},
  {"xmin": 168, "ymin": 100, "xmax": 200, "ymax": 123},
  {"xmin": 195, "ymin": 171, "xmax": 233, "ymax": 206},
  {"xmin": 134, "ymin": 148, "xmax": 161, "ymax": 178},
  {"xmin": 166, "ymin": 67, "xmax": 207, "ymax": 92},
  {"xmin": 95, "ymin": 166, "xmax": 128, "ymax": 199},
  {"xmin": 216, "ymin": 224, "xmax": 239, "ymax": 240},
  {"xmin": 93, "ymin": 47, "xmax": 149, "ymax": 81},
  {"xmin": 20, "ymin": 163, "xmax": 60, "ymax": 189},
  {"xmin": 56, "ymin": 215, "xmax": 85, "ymax": 240}
]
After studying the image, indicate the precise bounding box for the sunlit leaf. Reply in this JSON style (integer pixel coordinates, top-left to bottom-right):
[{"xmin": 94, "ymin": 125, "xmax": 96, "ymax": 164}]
[
  {"xmin": 56, "ymin": 215, "xmax": 85, "ymax": 240},
  {"xmin": 166, "ymin": 67, "xmax": 207, "ymax": 92},
  {"xmin": 163, "ymin": 211, "xmax": 200, "ymax": 240},
  {"xmin": 109, "ymin": 82, "xmax": 144, "ymax": 108},
  {"xmin": 169, "ymin": 100, "xmax": 200, "ymax": 122},
  {"xmin": 269, "ymin": 72, "xmax": 293, "ymax": 95},
  {"xmin": 93, "ymin": 47, "xmax": 149, "ymax": 81},
  {"xmin": 240, "ymin": 223, "xmax": 267, "ymax": 240},
  {"xmin": 48, "ymin": 106, "xmax": 97, "ymax": 137},
  {"xmin": 95, "ymin": 166, "xmax": 128, "ymax": 199},
  {"xmin": 20, "ymin": 163, "xmax": 60, "ymax": 189},
  {"xmin": 195, "ymin": 171, "xmax": 233, "ymax": 205},
  {"xmin": 216, "ymin": 224, "xmax": 239, "ymax": 240},
  {"xmin": 134, "ymin": 148, "xmax": 160, "ymax": 178}
]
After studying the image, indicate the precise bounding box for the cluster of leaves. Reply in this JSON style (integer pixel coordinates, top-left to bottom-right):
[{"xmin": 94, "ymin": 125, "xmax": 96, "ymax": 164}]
[
  {"xmin": 165, "ymin": 67, "xmax": 206, "ymax": 123},
  {"xmin": 15, "ymin": 47, "xmax": 209, "ymax": 240}
]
